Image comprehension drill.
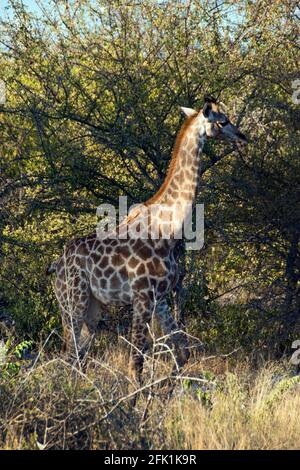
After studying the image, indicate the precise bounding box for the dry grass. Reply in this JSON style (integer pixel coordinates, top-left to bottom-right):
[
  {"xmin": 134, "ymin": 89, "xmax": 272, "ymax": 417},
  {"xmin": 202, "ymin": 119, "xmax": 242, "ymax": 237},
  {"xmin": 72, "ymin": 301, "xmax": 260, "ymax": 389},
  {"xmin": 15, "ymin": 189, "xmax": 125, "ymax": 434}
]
[
  {"xmin": 163, "ymin": 365, "xmax": 300, "ymax": 449},
  {"xmin": 0, "ymin": 336, "xmax": 300, "ymax": 450}
]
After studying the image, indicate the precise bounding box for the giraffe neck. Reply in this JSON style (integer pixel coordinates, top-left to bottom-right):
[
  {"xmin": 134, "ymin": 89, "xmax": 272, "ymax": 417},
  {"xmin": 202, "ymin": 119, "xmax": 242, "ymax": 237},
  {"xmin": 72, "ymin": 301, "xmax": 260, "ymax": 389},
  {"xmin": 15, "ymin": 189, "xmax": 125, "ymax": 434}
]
[{"xmin": 145, "ymin": 113, "xmax": 206, "ymax": 239}]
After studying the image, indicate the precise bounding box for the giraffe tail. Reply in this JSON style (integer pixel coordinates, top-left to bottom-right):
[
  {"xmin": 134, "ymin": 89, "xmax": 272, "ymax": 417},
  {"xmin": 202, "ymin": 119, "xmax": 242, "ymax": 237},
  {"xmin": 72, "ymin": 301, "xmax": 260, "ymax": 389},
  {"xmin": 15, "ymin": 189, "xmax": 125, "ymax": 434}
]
[{"xmin": 46, "ymin": 260, "xmax": 58, "ymax": 275}]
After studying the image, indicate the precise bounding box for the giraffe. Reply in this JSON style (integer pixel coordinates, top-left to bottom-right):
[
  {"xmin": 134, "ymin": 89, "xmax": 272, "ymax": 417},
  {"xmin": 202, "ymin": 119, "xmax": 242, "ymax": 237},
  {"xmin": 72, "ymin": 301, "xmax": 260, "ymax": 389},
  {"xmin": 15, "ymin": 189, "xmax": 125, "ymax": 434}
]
[{"xmin": 47, "ymin": 96, "xmax": 247, "ymax": 381}]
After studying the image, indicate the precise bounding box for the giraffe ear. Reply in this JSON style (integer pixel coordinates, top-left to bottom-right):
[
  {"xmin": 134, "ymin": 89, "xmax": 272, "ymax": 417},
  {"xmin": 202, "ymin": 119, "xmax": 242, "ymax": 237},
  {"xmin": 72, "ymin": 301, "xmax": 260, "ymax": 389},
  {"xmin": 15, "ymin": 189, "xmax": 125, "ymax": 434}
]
[
  {"xmin": 203, "ymin": 102, "xmax": 212, "ymax": 118},
  {"xmin": 180, "ymin": 107, "xmax": 198, "ymax": 118}
]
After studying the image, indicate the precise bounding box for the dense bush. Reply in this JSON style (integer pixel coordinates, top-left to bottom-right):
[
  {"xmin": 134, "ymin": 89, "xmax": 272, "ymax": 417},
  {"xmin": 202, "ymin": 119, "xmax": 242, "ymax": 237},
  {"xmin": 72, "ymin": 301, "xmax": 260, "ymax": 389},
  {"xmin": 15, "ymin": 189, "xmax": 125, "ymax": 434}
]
[{"xmin": 0, "ymin": 0, "xmax": 299, "ymax": 356}]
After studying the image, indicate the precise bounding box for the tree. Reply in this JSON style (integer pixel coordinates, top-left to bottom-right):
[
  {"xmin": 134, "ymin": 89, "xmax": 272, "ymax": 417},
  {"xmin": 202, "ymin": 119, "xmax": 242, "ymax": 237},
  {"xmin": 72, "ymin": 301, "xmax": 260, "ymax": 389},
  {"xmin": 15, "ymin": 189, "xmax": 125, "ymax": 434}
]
[{"xmin": 0, "ymin": 0, "xmax": 299, "ymax": 355}]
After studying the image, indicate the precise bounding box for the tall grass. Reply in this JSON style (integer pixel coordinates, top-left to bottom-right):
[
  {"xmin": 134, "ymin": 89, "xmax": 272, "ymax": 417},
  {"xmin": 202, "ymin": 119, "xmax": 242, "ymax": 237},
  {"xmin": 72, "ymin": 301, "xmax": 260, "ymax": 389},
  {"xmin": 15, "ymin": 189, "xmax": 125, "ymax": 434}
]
[
  {"xmin": 0, "ymin": 341, "xmax": 299, "ymax": 450},
  {"xmin": 163, "ymin": 365, "xmax": 300, "ymax": 449}
]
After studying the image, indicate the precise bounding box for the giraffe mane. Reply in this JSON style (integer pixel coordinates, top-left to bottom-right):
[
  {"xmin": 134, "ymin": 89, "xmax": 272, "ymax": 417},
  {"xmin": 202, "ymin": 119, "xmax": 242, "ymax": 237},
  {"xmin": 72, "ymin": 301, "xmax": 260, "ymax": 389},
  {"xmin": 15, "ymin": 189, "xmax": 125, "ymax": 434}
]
[
  {"xmin": 115, "ymin": 113, "xmax": 198, "ymax": 230},
  {"xmin": 145, "ymin": 114, "xmax": 197, "ymax": 206}
]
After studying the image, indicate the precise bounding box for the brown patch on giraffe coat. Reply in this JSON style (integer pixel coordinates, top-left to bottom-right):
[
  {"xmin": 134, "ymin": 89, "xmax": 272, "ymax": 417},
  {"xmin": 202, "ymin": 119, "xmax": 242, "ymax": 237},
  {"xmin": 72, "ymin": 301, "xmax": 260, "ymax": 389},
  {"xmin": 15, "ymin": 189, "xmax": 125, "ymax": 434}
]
[
  {"xmin": 158, "ymin": 280, "xmax": 168, "ymax": 293},
  {"xmin": 137, "ymin": 244, "xmax": 153, "ymax": 260},
  {"xmin": 118, "ymin": 266, "xmax": 128, "ymax": 281},
  {"xmin": 72, "ymin": 276, "xmax": 80, "ymax": 288},
  {"xmin": 104, "ymin": 266, "xmax": 114, "ymax": 278},
  {"xmin": 86, "ymin": 239, "xmax": 95, "ymax": 250},
  {"xmin": 119, "ymin": 245, "xmax": 131, "ymax": 258},
  {"xmin": 153, "ymin": 257, "xmax": 166, "ymax": 277},
  {"xmin": 155, "ymin": 243, "xmax": 169, "ymax": 258},
  {"xmin": 110, "ymin": 272, "xmax": 121, "ymax": 289},
  {"xmin": 99, "ymin": 256, "xmax": 109, "ymax": 269},
  {"xmin": 123, "ymin": 282, "xmax": 130, "ymax": 292},
  {"xmin": 139, "ymin": 290, "xmax": 154, "ymax": 303},
  {"xmin": 181, "ymin": 190, "xmax": 192, "ymax": 200},
  {"xmin": 94, "ymin": 266, "xmax": 102, "ymax": 278},
  {"xmin": 90, "ymin": 252, "xmax": 99, "ymax": 264},
  {"xmin": 123, "ymin": 294, "xmax": 131, "ymax": 303},
  {"xmin": 111, "ymin": 253, "xmax": 123, "ymax": 266},
  {"xmin": 170, "ymin": 180, "xmax": 179, "ymax": 191},
  {"xmin": 146, "ymin": 260, "xmax": 155, "ymax": 276},
  {"xmin": 128, "ymin": 256, "xmax": 139, "ymax": 269},
  {"xmin": 132, "ymin": 239, "xmax": 144, "ymax": 252},
  {"xmin": 149, "ymin": 276, "xmax": 158, "ymax": 287},
  {"xmin": 137, "ymin": 264, "xmax": 146, "ymax": 276},
  {"xmin": 133, "ymin": 276, "xmax": 150, "ymax": 290},
  {"xmin": 186, "ymin": 154, "xmax": 194, "ymax": 166}
]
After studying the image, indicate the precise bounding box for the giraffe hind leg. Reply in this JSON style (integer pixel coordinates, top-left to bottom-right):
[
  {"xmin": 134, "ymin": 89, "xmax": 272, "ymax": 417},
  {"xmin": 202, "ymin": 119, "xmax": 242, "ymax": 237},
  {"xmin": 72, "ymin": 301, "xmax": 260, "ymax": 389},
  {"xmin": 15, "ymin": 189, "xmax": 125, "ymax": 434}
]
[
  {"xmin": 155, "ymin": 299, "xmax": 190, "ymax": 372},
  {"xmin": 56, "ymin": 272, "xmax": 90, "ymax": 364},
  {"xmin": 130, "ymin": 294, "xmax": 154, "ymax": 384}
]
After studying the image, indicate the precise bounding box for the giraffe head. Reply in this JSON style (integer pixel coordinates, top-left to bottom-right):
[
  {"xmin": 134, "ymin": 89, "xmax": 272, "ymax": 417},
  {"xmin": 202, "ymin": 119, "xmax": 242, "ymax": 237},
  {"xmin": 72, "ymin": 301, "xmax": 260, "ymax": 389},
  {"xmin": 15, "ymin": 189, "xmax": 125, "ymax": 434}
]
[{"xmin": 181, "ymin": 95, "xmax": 248, "ymax": 144}]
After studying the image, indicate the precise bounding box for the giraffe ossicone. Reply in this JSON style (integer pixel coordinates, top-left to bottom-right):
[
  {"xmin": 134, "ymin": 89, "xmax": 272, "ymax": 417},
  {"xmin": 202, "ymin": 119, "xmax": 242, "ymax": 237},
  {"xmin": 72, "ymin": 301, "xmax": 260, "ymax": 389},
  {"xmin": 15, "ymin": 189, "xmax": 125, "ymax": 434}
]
[{"xmin": 48, "ymin": 96, "xmax": 247, "ymax": 381}]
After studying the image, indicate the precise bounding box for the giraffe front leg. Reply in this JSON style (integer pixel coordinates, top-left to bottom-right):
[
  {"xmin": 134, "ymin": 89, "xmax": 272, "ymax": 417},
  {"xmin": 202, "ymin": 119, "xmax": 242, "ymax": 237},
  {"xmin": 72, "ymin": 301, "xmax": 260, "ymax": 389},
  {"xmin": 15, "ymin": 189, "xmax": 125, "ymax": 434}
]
[
  {"xmin": 80, "ymin": 294, "xmax": 103, "ymax": 360},
  {"xmin": 155, "ymin": 299, "xmax": 190, "ymax": 372},
  {"xmin": 130, "ymin": 295, "xmax": 154, "ymax": 384}
]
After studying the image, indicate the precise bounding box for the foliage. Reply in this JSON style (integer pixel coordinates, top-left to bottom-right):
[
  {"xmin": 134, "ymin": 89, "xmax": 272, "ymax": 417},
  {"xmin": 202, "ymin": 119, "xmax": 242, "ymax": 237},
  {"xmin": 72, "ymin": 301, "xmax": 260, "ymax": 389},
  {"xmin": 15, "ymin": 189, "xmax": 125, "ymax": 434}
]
[{"xmin": 0, "ymin": 0, "xmax": 299, "ymax": 356}]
